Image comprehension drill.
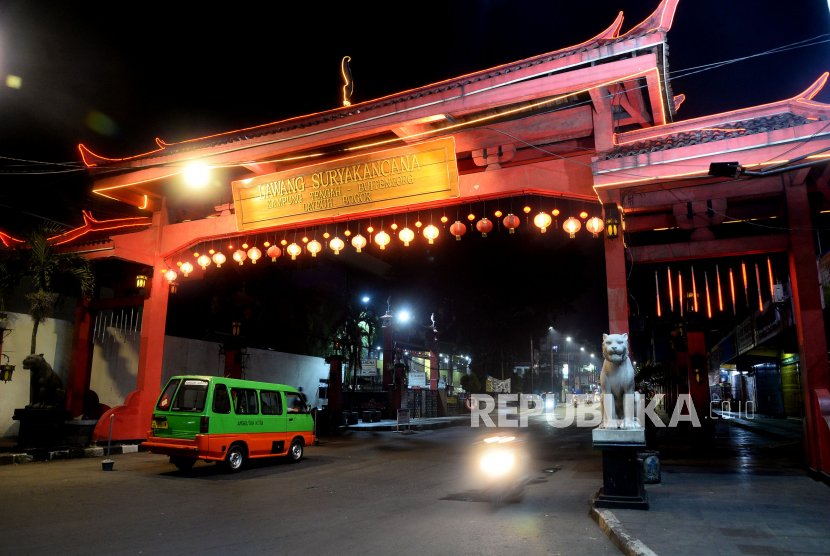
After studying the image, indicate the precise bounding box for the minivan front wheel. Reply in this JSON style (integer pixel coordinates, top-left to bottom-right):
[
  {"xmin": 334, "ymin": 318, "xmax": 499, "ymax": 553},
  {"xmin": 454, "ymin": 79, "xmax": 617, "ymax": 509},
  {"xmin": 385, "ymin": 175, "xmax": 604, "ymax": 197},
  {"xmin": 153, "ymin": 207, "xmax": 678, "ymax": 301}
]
[
  {"xmin": 223, "ymin": 444, "xmax": 246, "ymax": 473},
  {"xmin": 288, "ymin": 439, "xmax": 303, "ymax": 463}
]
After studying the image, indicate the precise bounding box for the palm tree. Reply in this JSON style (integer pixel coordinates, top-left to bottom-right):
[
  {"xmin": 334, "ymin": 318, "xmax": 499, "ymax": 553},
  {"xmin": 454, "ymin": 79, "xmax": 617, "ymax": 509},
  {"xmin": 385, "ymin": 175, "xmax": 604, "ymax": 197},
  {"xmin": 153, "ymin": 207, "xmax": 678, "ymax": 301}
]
[
  {"xmin": 0, "ymin": 223, "xmax": 95, "ymax": 355},
  {"xmin": 335, "ymin": 303, "xmax": 378, "ymax": 390}
]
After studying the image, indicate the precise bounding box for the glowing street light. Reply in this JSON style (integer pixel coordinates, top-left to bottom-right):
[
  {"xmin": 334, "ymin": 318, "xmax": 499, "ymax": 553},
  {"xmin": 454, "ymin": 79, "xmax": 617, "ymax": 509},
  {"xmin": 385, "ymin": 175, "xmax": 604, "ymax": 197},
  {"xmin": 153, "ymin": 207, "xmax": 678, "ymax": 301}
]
[
  {"xmin": 566, "ymin": 337, "xmax": 572, "ymax": 342},
  {"xmin": 362, "ymin": 296, "xmax": 370, "ymax": 303},
  {"xmin": 580, "ymin": 347, "xmax": 585, "ymax": 351},
  {"xmin": 183, "ymin": 164, "xmax": 210, "ymax": 188},
  {"xmin": 398, "ymin": 311, "xmax": 410, "ymax": 322}
]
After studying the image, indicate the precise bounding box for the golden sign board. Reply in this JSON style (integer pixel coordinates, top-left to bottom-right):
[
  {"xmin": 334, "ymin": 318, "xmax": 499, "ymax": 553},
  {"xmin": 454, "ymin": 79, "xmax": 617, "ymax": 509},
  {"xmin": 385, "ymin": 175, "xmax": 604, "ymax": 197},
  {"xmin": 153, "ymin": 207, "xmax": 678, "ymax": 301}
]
[{"xmin": 231, "ymin": 137, "xmax": 459, "ymax": 231}]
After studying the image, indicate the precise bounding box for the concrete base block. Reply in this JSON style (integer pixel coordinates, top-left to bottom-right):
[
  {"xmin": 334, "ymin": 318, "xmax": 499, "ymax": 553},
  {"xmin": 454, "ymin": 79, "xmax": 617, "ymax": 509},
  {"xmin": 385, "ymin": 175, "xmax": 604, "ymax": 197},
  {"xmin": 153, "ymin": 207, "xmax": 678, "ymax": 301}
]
[{"xmin": 592, "ymin": 427, "xmax": 646, "ymax": 445}]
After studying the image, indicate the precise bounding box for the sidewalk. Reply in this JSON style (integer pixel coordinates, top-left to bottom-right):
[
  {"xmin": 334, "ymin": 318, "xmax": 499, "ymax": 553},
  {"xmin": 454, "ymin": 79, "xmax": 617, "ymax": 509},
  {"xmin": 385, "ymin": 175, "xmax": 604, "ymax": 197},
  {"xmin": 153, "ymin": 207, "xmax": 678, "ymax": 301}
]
[
  {"xmin": 330, "ymin": 415, "xmax": 468, "ymax": 432},
  {"xmin": 0, "ymin": 437, "xmax": 145, "ymax": 466},
  {"xmin": 600, "ymin": 418, "xmax": 829, "ymax": 556},
  {"xmin": 714, "ymin": 411, "xmax": 803, "ymax": 442}
]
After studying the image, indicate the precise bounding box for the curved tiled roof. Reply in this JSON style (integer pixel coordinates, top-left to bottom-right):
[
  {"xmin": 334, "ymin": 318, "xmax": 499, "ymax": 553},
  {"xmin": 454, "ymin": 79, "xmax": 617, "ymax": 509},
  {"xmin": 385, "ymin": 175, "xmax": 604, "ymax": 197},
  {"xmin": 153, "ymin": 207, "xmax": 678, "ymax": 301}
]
[
  {"xmin": 601, "ymin": 113, "xmax": 824, "ymax": 160},
  {"xmin": 80, "ymin": 3, "xmax": 678, "ymax": 167}
]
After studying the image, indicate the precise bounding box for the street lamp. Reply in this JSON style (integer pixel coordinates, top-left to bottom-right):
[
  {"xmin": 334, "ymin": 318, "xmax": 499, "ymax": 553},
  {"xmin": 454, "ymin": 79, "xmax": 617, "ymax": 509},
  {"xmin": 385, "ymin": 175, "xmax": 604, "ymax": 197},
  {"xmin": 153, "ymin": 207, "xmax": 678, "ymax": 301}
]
[
  {"xmin": 398, "ymin": 311, "xmax": 410, "ymax": 322},
  {"xmin": 183, "ymin": 164, "xmax": 210, "ymax": 188},
  {"xmin": 362, "ymin": 296, "xmax": 370, "ymax": 303},
  {"xmin": 566, "ymin": 337, "xmax": 572, "ymax": 342}
]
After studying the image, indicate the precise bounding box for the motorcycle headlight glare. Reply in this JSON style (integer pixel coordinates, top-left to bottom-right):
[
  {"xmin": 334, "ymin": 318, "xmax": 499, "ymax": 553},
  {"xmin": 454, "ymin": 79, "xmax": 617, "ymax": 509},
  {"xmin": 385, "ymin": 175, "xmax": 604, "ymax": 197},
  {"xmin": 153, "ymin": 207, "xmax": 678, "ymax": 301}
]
[{"xmin": 480, "ymin": 451, "xmax": 515, "ymax": 476}]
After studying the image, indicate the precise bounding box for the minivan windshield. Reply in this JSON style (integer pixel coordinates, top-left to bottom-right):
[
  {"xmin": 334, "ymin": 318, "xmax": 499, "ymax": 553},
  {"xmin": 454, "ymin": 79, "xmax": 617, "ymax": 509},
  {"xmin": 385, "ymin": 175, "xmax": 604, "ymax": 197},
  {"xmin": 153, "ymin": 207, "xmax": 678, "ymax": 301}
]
[{"xmin": 172, "ymin": 379, "xmax": 209, "ymax": 412}]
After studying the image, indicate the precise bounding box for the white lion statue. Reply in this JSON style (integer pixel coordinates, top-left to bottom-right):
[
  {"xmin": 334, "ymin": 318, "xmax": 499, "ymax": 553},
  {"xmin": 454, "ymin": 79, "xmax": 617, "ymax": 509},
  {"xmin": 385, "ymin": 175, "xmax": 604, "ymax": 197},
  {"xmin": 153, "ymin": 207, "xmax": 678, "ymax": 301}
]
[{"xmin": 599, "ymin": 333, "xmax": 640, "ymax": 429}]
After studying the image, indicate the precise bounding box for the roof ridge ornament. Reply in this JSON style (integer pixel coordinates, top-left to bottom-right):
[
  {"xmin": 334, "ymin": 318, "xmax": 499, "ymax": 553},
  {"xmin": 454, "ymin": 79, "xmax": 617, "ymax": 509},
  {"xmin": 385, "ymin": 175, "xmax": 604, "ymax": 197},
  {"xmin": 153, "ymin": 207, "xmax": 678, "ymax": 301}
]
[
  {"xmin": 341, "ymin": 56, "xmax": 354, "ymax": 107},
  {"xmin": 619, "ymin": 0, "xmax": 680, "ymax": 38},
  {"xmin": 595, "ymin": 11, "xmax": 624, "ymax": 42},
  {"xmin": 794, "ymin": 72, "xmax": 829, "ymax": 102}
]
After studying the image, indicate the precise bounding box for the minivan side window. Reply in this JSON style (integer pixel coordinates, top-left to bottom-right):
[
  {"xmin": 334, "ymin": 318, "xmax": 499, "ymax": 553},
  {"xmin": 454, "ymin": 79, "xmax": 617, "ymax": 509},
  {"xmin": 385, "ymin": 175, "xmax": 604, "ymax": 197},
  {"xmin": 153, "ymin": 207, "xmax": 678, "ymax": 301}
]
[
  {"xmin": 156, "ymin": 379, "xmax": 180, "ymax": 410},
  {"xmin": 231, "ymin": 388, "xmax": 259, "ymax": 415},
  {"xmin": 285, "ymin": 392, "xmax": 308, "ymax": 414},
  {"xmin": 260, "ymin": 391, "xmax": 283, "ymax": 415},
  {"xmin": 213, "ymin": 384, "xmax": 231, "ymax": 414}
]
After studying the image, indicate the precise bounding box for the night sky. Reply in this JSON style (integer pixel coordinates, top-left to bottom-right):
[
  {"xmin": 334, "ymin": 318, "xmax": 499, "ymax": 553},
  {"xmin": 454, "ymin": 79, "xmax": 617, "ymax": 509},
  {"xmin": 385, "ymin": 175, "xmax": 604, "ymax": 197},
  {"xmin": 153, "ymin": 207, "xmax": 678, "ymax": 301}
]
[{"xmin": 2, "ymin": 0, "xmax": 830, "ymax": 369}]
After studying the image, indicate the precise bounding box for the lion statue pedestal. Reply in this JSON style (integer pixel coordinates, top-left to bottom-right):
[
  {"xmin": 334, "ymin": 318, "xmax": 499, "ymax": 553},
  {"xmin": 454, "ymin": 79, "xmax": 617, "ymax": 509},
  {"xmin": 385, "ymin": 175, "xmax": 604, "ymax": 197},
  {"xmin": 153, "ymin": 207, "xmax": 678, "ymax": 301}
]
[
  {"xmin": 591, "ymin": 333, "xmax": 649, "ymax": 510},
  {"xmin": 12, "ymin": 354, "xmax": 71, "ymax": 449}
]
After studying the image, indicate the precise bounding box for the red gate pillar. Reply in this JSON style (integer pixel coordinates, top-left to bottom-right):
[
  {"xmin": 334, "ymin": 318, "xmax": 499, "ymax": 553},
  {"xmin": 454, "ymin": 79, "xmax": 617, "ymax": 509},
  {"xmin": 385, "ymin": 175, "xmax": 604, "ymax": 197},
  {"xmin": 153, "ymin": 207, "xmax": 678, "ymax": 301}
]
[
  {"xmin": 786, "ymin": 176, "xmax": 830, "ymax": 473},
  {"xmin": 133, "ymin": 267, "xmax": 170, "ymax": 437},
  {"xmin": 66, "ymin": 298, "xmax": 94, "ymax": 417},
  {"xmin": 687, "ymin": 331, "xmax": 713, "ymax": 441},
  {"xmin": 92, "ymin": 267, "xmax": 170, "ymax": 441},
  {"xmin": 604, "ymin": 204, "xmax": 629, "ymax": 335}
]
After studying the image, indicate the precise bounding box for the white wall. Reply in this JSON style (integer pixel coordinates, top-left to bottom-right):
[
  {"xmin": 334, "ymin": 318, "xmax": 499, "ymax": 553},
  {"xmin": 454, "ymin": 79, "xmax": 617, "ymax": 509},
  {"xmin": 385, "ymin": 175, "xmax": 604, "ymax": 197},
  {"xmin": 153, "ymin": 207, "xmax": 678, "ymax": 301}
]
[
  {"xmin": 0, "ymin": 311, "xmax": 74, "ymax": 437},
  {"xmin": 88, "ymin": 325, "xmax": 141, "ymax": 409},
  {"xmin": 1, "ymin": 317, "xmax": 329, "ymax": 437},
  {"xmin": 160, "ymin": 337, "xmax": 329, "ymax": 408}
]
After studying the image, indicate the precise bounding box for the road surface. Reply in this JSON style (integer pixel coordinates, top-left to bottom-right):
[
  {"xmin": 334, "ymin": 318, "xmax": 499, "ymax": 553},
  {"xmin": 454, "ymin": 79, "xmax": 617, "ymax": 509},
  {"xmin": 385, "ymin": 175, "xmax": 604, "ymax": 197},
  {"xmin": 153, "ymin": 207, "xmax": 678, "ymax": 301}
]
[{"xmin": 0, "ymin": 407, "xmax": 617, "ymax": 555}]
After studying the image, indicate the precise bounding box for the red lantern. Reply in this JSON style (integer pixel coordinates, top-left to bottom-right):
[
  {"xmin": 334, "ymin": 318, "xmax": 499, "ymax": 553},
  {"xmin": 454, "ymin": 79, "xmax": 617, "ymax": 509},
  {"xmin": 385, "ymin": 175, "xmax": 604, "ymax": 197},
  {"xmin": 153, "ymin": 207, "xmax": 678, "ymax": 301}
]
[
  {"xmin": 267, "ymin": 245, "xmax": 282, "ymax": 261},
  {"xmin": 563, "ymin": 217, "xmax": 581, "ymax": 238},
  {"xmin": 503, "ymin": 213, "xmax": 520, "ymax": 234},
  {"xmin": 450, "ymin": 221, "xmax": 467, "ymax": 241},
  {"xmin": 494, "ymin": 210, "xmax": 503, "ymax": 218},
  {"xmin": 476, "ymin": 218, "xmax": 493, "ymax": 237},
  {"xmin": 423, "ymin": 225, "xmax": 439, "ymax": 244},
  {"xmin": 585, "ymin": 217, "xmax": 605, "ymax": 238},
  {"xmin": 534, "ymin": 212, "xmax": 552, "ymax": 233}
]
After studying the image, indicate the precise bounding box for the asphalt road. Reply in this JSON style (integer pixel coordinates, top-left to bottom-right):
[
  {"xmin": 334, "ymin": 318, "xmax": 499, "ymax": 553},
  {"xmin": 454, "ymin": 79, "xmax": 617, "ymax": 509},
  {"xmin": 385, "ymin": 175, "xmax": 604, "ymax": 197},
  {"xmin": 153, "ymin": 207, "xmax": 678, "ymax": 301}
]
[{"xmin": 0, "ymin": 407, "xmax": 618, "ymax": 556}]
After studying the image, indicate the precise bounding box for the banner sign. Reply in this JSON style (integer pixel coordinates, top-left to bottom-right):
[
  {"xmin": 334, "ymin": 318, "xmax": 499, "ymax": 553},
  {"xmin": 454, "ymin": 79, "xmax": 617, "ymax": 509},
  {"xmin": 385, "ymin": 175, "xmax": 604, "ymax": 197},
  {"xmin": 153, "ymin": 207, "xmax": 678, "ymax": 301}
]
[
  {"xmin": 231, "ymin": 137, "xmax": 459, "ymax": 231},
  {"xmin": 486, "ymin": 376, "xmax": 511, "ymax": 393},
  {"xmin": 358, "ymin": 358, "xmax": 378, "ymax": 377},
  {"xmin": 408, "ymin": 371, "xmax": 427, "ymax": 388}
]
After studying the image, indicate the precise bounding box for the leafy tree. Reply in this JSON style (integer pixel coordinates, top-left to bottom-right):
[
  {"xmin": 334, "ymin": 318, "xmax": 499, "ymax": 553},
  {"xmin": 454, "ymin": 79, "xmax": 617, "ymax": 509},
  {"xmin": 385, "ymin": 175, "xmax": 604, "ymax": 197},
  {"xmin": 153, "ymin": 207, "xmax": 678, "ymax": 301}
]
[
  {"xmin": 0, "ymin": 223, "xmax": 95, "ymax": 355},
  {"xmin": 460, "ymin": 373, "xmax": 481, "ymax": 394},
  {"xmin": 335, "ymin": 303, "xmax": 379, "ymax": 390}
]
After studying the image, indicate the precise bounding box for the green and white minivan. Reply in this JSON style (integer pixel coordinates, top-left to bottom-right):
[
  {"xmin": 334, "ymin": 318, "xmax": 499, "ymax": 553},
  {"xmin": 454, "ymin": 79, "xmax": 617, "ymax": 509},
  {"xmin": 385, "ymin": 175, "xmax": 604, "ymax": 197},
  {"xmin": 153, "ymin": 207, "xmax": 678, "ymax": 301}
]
[{"xmin": 143, "ymin": 376, "xmax": 314, "ymax": 472}]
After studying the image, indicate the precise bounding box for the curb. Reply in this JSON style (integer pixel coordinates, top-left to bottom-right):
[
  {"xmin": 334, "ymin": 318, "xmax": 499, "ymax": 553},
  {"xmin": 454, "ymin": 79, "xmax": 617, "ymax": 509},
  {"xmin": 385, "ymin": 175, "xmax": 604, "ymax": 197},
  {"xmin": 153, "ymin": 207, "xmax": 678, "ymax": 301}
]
[
  {"xmin": 590, "ymin": 502, "xmax": 658, "ymax": 556},
  {"xmin": 328, "ymin": 417, "xmax": 467, "ymax": 433},
  {"xmin": 0, "ymin": 443, "xmax": 147, "ymax": 466}
]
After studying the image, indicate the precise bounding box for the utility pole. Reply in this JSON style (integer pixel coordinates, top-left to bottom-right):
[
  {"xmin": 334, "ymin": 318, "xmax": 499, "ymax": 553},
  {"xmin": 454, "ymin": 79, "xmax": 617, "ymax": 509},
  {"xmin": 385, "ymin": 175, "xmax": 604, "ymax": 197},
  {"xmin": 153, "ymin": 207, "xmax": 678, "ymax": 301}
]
[
  {"xmin": 529, "ymin": 335, "xmax": 534, "ymax": 395},
  {"xmin": 550, "ymin": 348, "xmax": 555, "ymax": 393}
]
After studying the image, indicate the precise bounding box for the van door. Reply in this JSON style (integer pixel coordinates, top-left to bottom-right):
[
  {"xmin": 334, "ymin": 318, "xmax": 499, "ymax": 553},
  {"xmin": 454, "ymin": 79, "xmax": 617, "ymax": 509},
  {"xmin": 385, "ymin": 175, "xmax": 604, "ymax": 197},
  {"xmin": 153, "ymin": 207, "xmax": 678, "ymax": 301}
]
[
  {"xmin": 230, "ymin": 388, "xmax": 263, "ymax": 455},
  {"xmin": 260, "ymin": 390, "xmax": 287, "ymax": 455},
  {"xmin": 158, "ymin": 378, "xmax": 209, "ymax": 440},
  {"xmin": 284, "ymin": 391, "xmax": 313, "ymax": 436},
  {"xmin": 208, "ymin": 382, "xmax": 232, "ymax": 458}
]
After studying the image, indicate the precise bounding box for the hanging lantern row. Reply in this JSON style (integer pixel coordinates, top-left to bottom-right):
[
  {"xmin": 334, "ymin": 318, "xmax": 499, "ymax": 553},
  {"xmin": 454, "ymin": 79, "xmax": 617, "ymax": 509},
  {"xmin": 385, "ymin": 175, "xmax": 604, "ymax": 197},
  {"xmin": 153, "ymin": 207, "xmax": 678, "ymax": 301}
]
[
  {"xmin": 163, "ymin": 200, "xmax": 608, "ymax": 281},
  {"xmin": 654, "ymin": 257, "xmax": 780, "ymax": 319}
]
